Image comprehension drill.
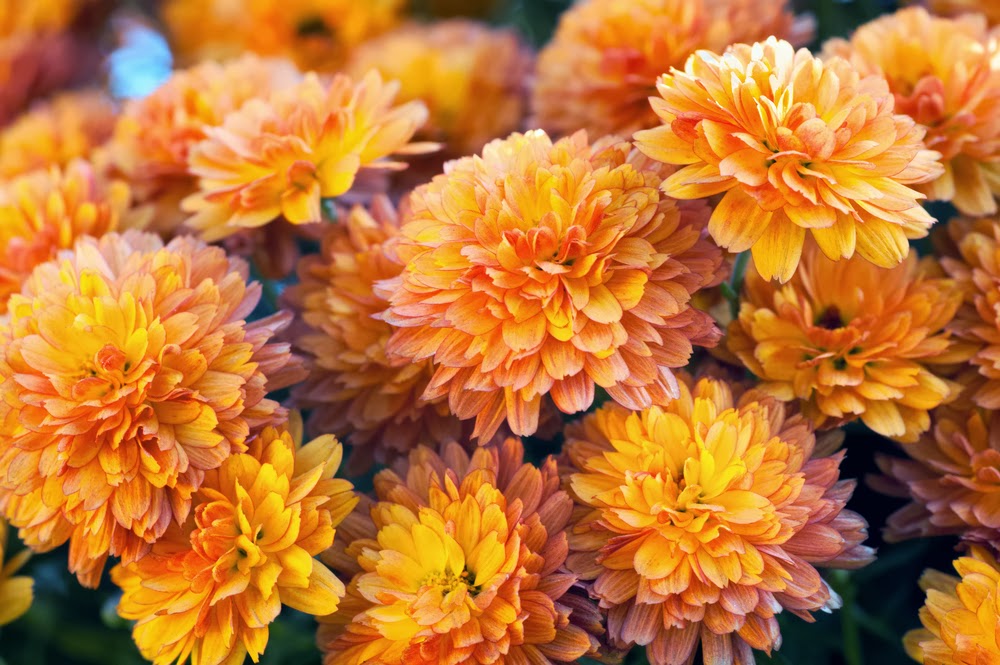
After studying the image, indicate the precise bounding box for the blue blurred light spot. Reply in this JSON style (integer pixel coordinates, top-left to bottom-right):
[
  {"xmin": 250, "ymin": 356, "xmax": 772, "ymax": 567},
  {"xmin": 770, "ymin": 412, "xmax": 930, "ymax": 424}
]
[{"xmin": 108, "ymin": 21, "xmax": 173, "ymax": 100}]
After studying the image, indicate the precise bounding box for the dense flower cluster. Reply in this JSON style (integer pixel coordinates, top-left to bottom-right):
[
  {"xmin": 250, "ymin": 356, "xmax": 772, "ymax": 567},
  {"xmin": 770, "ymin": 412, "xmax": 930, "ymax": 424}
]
[
  {"xmin": 0, "ymin": 231, "xmax": 304, "ymax": 586},
  {"xmin": 381, "ymin": 130, "xmax": 723, "ymax": 440},
  {"xmin": 562, "ymin": 375, "xmax": 874, "ymax": 665},
  {"xmin": 825, "ymin": 7, "xmax": 1000, "ymax": 215},
  {"xmin": 727, "ymin": 242, "xmax": 964, "ymax": 442},
  {"xmin": 7, "ymin": 1, "xmax": 1000, "ymax": 664},
  {"xmin": 634, "ymin": 37, "xmax": 943, "ymax": 282},
  {"xmin": 319, "ymin": 439, "xmax": 601, "ymax": 664}
]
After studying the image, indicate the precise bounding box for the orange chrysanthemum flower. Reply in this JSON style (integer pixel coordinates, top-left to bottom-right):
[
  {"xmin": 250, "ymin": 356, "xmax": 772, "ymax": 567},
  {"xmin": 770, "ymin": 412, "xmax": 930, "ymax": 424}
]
[
  {"xmin": 0, "ymin": 518, "xmax": 32, "ymax": 627},
  {"xmin": 634, "ymin": 37, "xmax": 943, "ymax": 283},
  {"xmin": 346, "ymin": 20, "xmax": 532, "ymax": 155},
  {"xmin": 904, "ymin": 546, "xmax": 1000, "ymax": 663},
  {"xmin": 908, "ymin": 0, "xmax": 1000, "ymax": 24},
  {"xmin": 285, "ymin": 197, "xmax": 463, "ymax": 470},
  {"xmin": 0, "ymin": 90, "xmax": 115, "ymax": 180},
  {"xmin": 532, "ymin": 0, "xmax": 812, "ymax": 138},
  {"xmin": 161, "ymin": 0, "xmax": 405, "ymax": 69},
  {"xmin": 380, "ymin": 130, "xmax": 723, "ymax": 440},
  {"xmin": 0, "ymin": 159, "xmax": 131, "ymax": 313},
  {"xmin": 182, "ymin": 70, "xmax": 431, "ymax": 241},
  {"xmin": 727, "ymin": 242, "xmax": 964, "ymax": 442},
  {"xmin": 562, "ymin": 375, "xmax": 874, "ymax": 665},
  {"xmin": 109, "ymin": 54, "xmax": 302, "ymax": 233},
  {"xmin": 0, "ymin": 231, "xmax": 305, "ymax": 586},
  {"xmin": 824, "ymin": 8, "xmax": 1000, "ymax": 215},
  {"xmin": 873, "ymin": 407, "xmax": 1000, "ymax": 544},
  {"xmin": 319, "ymin": 439, "xmax": 600, "ymax": 665},
  {"xmin": 112, "ymin": 421, "xmax": 357, "ymax": 665},
  {"xmin": 938, "ymin": 216, "xmax": 1000, "ymax": 409}
]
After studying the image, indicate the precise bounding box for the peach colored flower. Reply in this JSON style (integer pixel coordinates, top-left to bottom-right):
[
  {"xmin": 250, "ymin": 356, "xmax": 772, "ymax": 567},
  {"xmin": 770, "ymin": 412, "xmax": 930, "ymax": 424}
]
[
  {"xmin": 182, "ymin": 71, "xmax": 431, "ymax": 241},
  {"xmin": 109, "ymin": 54, "xmax": 302, "ymax": 234},
  {"xmin": 562, "ymin": 375, "xmax": 874, "ymax": 665},
  {"xmin": 728, "ymin": 241, "xmax": 964, "ymax": 442},
  {"xmin": 0, "ymin": 159, "xmax": 131, "ymax": 313},
  {"xmin": 285, "ymin": 197, "xmax": 464, "ymax": 471},
  {"xmin": 905, "ymin": 546, "xmax": 1000, "ymax": 663},
  {"xmin": 907, "ymin": 0, "xmax": 1000, "ymax": 24},
  {"xmin": 634, "ymin": 37, "xmax": 943, "ymax": 283},
  {"xmin": 318, "ymin": 438, "xmax": 600, "ymax": 665},
  {"xmin": 113, "ymin": 421, "xmax": 357, "ymax": 665},
  {"xmin": 532, "ymin": 0, "xmax": 812, "ymax": 138},
  {"xmin": 380, "ymin": 130, "xmax": 723, "ymax": 440},
  {"xmin": 0, "ymin": 89, "xmax": 115, "ymax": 180},
  {"xmin": 346, "ymin": 20, "xmax": 532, "ymax": 155},
  {"xmin": 0, "ymin": 231, "xmax": 305, "ymax": 586},
  {"xmin": 824, "ymin": 7, "xmax": 1000, "ymax": 215}
]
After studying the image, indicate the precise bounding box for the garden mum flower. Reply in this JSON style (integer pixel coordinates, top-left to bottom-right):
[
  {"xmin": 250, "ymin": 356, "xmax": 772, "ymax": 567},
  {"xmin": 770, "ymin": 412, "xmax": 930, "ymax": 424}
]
[
  {"xmin": 532, "ymin": 0, "xmax": 811, "ymax": 138},
  {"xmin": 634, "ymin": 37, "xmax": 943, "ymax": 283},
  {"xmin": 563, "ymin": 375, "xmax": 874, "ymax": 665},
  {"xmin": 318, "ymin": 438, "xmax": 600, "ymax": 664},
  {"xmin": 112, "ymin": 421, "xmax": 357, "ymax": 665},
  {"xmin": 825, "ymin": 7, "xmax": 1000, "ymax": 215},
  {"xmin": 0, "ymin": 518, "xmax": 32, "ymax": 627},
  {"xmin": 0, "ymin": 159, "xmax": 131, "ymax": 313},
  {"xmin": 0, "ymin": 231, "xmax": 305, "ymax": 586},
  {"xmin": 110, "ymin": 54, "xmax": 302, "ymax": 233},
  {"xmin": 183, "ymin": 71, "xmax": 431, "ymax": 241},
  {"xmin": 938, "ymin": 216, "xmax": 1000, "ymax": 409},
  {"xmin": 873, "ymin": 407, "xmax": 1000, "ymax": 544},
  {"xmin": 285, "ymin": 197, "xmax": 463, "ymax": 471},
  {"xmin": 380, "ymin": 130, "xmax": 723, "ymax": 440},
  {"xmin": 909, "ymin": 0, "xmax": 1000, "ymax": 24},
  {"xmin": 728, "ymin": 242, "xmax": 964, "ymax": 442},
  {"xmin": 904, "ymin": 546, "xmax": 1000, "ymax": 663},
  {"xmin": 346, "ymin": 20, "xmax": 532, "ymax": 155},
  {"xmin": 0, "ymin": 90, "xmax": 115, "ymax": 180}
]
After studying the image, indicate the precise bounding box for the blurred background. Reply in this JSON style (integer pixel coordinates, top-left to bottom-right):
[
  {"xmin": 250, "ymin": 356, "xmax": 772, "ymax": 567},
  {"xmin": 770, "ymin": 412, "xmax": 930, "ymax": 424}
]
[{"xmin": 0, "ymin": 1, "xmax": 955, "ymax": 664}]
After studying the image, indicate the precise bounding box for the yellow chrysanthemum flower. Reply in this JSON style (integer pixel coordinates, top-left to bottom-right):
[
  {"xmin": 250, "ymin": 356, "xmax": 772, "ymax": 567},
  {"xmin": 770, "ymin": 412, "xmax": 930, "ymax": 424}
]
[
  {"xmin": 113, "ymin": 421, "xmax": 357, "ymax": 665},
  {"xmin": 0, "ymin": 90, "xmax": 115, "ymax": 180},
  {"xmin": 563, "ymin": 375, "xmax": 874, "ymax": 665},
  {"xmin": 634, "ymin": 37, "xmax": 943, "ymax": 283},
  {"xmin": 380, "ymin": 130, "xmax": 723, "ymax": 441},
  {"xmin": 0, "ymin": 231, "xmax": 305, "ymax": 587},
  {"xmin": 319, "ymin": 439, "xmax": 600, "ymax": 664},
  {"xmin": 0, "ymin": 518, "xmax": 32, "ymax": 627},
  {"xmin": 346, "ymin": 20, "xmax": 532, "ymax": 155},
  {"xmin": 109, "ymin": 54, "xmax": 302, "ymax": 234},
  {"xmin": 0, "ymin": 159, "xmax": 131, "ymax": 313},
  {"xmin": 183, "ymin": 70, "xmax": 431, "ymax": 241},
  {"xmin": 532, "ymin": 0, "xmax": 812, "ymax": 138},
  {"xmin": 905, "ymin": 546, "xmax": 1000, "ymax": 663},
  {"xmin": 161, "ymin": 0, "xmax": 405, "ymax": 69},
  {"xmin": 824, "ymin": 7, "xmax": 1000, "ymax": 215}
]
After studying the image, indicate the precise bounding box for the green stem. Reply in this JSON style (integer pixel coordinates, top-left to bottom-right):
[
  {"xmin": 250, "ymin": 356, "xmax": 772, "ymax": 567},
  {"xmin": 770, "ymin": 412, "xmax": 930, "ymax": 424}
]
[
  {"xmin": 832, "ymin": 570, "xmax": 864, "ymax": 665},
  {"xmin": 321, "ymin": 198, "xmax": 339, "ymax": 223},
  {"xmin": 724, "ymin": 251, "xmax": 751, "ymax": 320}
]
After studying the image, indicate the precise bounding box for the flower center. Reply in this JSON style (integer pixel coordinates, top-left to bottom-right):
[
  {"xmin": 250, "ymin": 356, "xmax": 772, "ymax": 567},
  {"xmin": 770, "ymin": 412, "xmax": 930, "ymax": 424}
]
[
  {"xmin": 421, "ymin": 568, "xmax": 479, "ymax": 596},
  {"xmin": 814, "ymin": 306, "xmax": 844, "ymax": 330}
]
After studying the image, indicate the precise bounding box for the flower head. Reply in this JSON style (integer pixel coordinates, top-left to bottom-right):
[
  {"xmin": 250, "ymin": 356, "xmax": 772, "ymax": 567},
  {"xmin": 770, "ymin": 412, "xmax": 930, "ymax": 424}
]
[
  {"xmin": 0, "ymin": 89, "xmax": 116, "ymax": 180},
  {"xmin": 908, "ymin": 0, "xmax": 1000, "ymax": 25},
  {"xmin": 182, "ymin": 70, "xmax": 431, "ymax": 241},
  {"xmin": 532, "ymin": 0, "xmax": 812, "ymax": 138},
  {"xmin": 286, "ymin": 197, "xmax": 464, "ymax": 470},
  {"xmin": 0, "ymin": 159, "xmax": 131, "ymax": 313},
  {"xmin": 112, "ymin": 421, "xmax": 357, "ymax": 665},
  {"xmin": 161, "ymin": 0, "xmax": 405, "ymax": 69},
  {"xmin": 824, "ymin": 7, "xmax": 1000, "ymax": 215},
  {"xmin": 0, "ymin": 231, "xmax": 305, "ymax": 586},
  {"xmin": 904, "ymin": 546, "xmax": 1000, "ymax": 663},
  {"xmin": 346, "ymin": 20, "xmax": 532, "ymax": 155},
  {"xmin": 109, "ymin": 54, "xmax": 302, "ymax": 233},
  {"xmin": 938, "ymin": 216, "xmax": 1000, "ymax": 409},
  {"xmin": 0, "ymin": 518, "xmax": 32, "ymax": 627},
  {"xmin": 562, "ymin": 375, "xmax": 874, "ymax": 665},
  {"xmin": 728, "ymin": 241, "xmax": 963, "ymax": 442},
  {"xmin": 319, "ymin": 438, "xmax": 600, "ymax": 664},
  {"xmin": 634, "ymin": 37, "xmax": 943, "ymax": 283},
  {"xmin": 380, "ymin": 130, "xmax": 723, "ymax": 440},
  {"xmin": 873, "ymin": 407, "xmax": 1000, "ymax": 544}
]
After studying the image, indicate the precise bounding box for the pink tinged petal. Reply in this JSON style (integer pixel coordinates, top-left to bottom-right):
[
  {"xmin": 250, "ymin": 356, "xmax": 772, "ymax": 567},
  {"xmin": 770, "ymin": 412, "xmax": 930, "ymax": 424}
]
[{"xmin": 709, "ymin": 190, "xmax": 774, "ymax": 253}]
